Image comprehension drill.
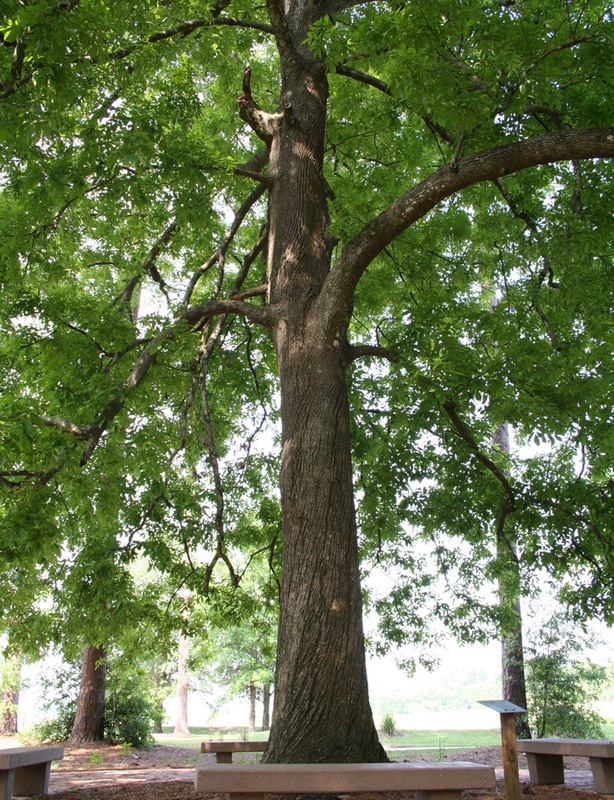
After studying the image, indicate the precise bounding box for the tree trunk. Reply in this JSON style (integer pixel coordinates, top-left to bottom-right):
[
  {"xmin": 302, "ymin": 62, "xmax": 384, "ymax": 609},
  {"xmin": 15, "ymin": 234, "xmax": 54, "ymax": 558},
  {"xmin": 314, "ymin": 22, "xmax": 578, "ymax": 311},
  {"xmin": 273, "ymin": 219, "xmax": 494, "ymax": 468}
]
[
  {"xmin": 249, "ymin": 683, "xmax": 257, "ymax": 733},
  {"xmin": 262, "ymin": 683, "xmax": 271, "ymax": 731},
  {"xmin": 242, "ymin": 20, "xmax": 384, "ymax": 765},
  {"xmin": 502, "ymin": 601, "xmax": 531, "ymax": 738},
  {"xmin": 69, "ymin": 645, "xmax": 106, "ymax": 742},
  {"xmin": 0, "ymin": 653, "xmax": 21, "ymax": 736},
  {"xmin": 173, "ymin": 633, "xmax": 190, "ymax": 735},
  {"xmin": 266, "ymin": 336, "xmax": 385, "ymax": 762},
  {"xmin": 494, "ymin": 423, "xmax": 531, "ymax": 739}
]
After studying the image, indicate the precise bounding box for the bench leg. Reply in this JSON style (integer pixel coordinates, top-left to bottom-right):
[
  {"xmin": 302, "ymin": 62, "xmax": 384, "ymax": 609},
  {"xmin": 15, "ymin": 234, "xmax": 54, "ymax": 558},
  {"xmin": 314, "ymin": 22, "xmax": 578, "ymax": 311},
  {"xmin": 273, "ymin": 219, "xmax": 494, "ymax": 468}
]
[
  {"xmin": 589, "ymin": 757, "xmax": 614, "ymax": 793},
  {"xmin": 0, "ymin": 770, "xmax": 16, "ymax": 800},
  {"xmin": 526, "ymin": 754, "xmax": 564, "ymax": 785},
  {"xmin": 12, "ymin": 763, "xmax": 52, "ymax": 796},
  {"xmin": 215, "ymin": 753, "xmax": 234, "ymax": 764},
  {"xmin": 416, "ymin": 790, "xmax": 462, "ymax": 800}
]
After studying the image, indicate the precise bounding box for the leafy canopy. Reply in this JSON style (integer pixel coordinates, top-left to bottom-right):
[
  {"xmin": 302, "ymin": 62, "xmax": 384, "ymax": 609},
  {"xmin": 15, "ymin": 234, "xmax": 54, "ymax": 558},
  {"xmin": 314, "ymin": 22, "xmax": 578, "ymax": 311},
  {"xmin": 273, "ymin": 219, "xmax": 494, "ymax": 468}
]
[{"xmin": 1, "ymin": 0, "xmax": 614, "ymax": 654}]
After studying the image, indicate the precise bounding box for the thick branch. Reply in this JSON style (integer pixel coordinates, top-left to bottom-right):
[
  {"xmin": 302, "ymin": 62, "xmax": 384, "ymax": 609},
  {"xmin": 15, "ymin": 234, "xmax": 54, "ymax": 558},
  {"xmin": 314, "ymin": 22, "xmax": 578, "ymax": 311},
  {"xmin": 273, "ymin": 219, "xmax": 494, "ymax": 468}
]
[
  {"xmin": 183, "ymin": 299, "xmax": 276, "ymax": 329},
  {"xmin": 349, "ymin": 344, "xmax": 397, "ymax": 363},
  {"xmin": 237, "ymin": 67, "xmax": 281, "ymax": 145},
  {"xmin": 325, "ymin": 127, "xmax": 614, "ymax": 322}
]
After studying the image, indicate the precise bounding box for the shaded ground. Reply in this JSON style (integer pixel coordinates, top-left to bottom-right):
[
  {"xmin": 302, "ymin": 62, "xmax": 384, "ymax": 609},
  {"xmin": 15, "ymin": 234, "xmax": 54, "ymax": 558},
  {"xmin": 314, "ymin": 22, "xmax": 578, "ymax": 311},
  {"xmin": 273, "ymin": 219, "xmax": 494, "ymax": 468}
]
[{"xmin": 17, "ymin": 742, "xmax": 612, "ymax": 800}]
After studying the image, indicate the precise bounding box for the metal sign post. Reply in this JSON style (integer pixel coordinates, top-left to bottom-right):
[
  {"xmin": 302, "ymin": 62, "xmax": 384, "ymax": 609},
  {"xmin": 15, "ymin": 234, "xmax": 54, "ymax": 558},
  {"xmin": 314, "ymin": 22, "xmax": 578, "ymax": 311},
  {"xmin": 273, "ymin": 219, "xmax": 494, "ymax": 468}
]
[{"xmin": 478, "ymin": 700, "xmax": 526, "ymax": 800}]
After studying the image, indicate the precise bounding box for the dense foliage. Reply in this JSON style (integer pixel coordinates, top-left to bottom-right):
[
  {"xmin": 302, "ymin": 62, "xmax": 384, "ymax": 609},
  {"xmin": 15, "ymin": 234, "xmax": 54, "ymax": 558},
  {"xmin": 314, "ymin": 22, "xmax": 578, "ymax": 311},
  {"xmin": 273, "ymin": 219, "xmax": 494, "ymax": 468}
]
[
  {"xmin": 525, "ymin": 615, "xmax": 606, "ymax": 738},
  {"xmin": 28, "ymin": 657, "xmax": 157, "ymax": 747},
  {"xmin": 1, "ymin": 0, "xmax": 614, "ymax": 759}
]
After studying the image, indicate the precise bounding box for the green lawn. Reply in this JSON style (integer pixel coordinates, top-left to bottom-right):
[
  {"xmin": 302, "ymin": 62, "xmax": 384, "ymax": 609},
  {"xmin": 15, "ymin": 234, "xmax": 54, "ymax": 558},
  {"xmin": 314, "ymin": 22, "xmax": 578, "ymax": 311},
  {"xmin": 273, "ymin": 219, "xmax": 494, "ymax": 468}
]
[{"xmin": 154, "ymin": 723, "xmax": 614, "ymax": 754}]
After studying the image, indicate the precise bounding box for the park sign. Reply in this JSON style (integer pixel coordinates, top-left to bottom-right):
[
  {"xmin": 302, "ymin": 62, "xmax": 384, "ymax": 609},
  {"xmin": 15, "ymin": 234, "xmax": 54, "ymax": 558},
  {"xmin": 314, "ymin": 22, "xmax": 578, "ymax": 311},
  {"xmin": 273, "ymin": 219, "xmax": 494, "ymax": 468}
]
[
  {"xmin": 478, "ymin": 700, "xmax": 527, "ymax": 715},
  {"xmin": 479, "ymin": 700, "xmax": 527, "ymax": 800}
]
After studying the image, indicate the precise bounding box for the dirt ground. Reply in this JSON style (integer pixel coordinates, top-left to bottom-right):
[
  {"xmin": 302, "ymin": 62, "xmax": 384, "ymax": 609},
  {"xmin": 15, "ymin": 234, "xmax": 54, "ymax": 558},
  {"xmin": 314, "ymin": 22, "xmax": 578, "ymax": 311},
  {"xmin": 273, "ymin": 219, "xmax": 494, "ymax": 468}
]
[{"xmin": 21, "ymin": 742, "xmax": 614, "ymax": 800}]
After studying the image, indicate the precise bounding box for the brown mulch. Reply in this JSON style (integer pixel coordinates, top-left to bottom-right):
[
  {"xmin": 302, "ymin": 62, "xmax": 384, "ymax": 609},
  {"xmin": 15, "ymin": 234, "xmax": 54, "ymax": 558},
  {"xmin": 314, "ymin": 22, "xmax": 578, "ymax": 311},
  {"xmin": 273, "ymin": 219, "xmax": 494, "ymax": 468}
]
[{"xmin": 15, "ymin": 742, "xmax": 612, "ymax": 800}]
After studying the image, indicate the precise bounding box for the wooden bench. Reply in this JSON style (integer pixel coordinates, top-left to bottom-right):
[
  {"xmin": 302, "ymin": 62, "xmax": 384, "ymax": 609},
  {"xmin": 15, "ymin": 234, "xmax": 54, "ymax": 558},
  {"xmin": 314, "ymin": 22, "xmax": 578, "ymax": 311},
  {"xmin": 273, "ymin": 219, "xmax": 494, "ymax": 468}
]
[
  {"xmin": 517, "ymin": 738, "xmax": 614, "ymax": 793},
  {"xmin": 195, "ymin": 760, "xmax": 495, "ymax": 800},
  {"xmin": 0, "ymin": 745, "xmax": 64, "ymax": 800},
  {"xmin": 201, "ymin": 741, "xmax": 269, "ymax": 764}
]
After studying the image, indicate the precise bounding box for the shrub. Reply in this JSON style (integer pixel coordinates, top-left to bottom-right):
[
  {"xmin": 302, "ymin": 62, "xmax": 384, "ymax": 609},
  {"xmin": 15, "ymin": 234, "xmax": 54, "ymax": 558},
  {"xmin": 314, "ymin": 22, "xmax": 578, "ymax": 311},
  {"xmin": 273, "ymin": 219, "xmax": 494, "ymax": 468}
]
[
  {"xmin": 26, "ymin": 658, "xmax": 156, "ymax": 748},
  {"xmin": 526, "ymin": 613, "xmax": 606, "ymax": 739},
  {"xmin": 380, "ymin": 712, "xmax": 397, "ymax": 737},
  {"xmin": 104, "ymin": 676, "xmax": 156, "ymax": 748}
]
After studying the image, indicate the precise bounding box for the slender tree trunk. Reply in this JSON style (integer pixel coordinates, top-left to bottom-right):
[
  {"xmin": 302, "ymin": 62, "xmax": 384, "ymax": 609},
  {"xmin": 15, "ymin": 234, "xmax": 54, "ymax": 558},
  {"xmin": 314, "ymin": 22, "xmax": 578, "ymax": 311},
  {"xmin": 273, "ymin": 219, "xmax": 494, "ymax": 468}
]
[
  {"xmin": 261, "ymin": 683, "xmax": 271, "ymax": 731},
  {"xmin": 501, "ymin": 602, "xmax": 531, "ymax": 738},
  {"xmin": 152, "ymin": 703, "xmax": 164, "ymax": 734},
  {"xmin": 173, "ymin": 633, "xmax": 190, "ymax": 735},
  {"xmin": 0, "ymin": 652, "xmax": 21, "ymax": 735},
  {"xmin": 69, "ymin": 645, "xmax": 106, "ymax": 742},
  {"xmin": 248, "ymin": 683, "xmax": 257, "ymax": 733},
  {"xmin": 494, "ymin": 423, "xmax": 531, "ymax": 739}
]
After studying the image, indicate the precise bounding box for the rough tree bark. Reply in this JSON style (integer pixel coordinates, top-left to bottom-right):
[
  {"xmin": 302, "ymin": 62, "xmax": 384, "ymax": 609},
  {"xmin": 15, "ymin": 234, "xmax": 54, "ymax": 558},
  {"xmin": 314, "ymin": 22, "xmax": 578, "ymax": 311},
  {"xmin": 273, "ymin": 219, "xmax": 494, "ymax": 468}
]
[
  {"xmin": 236, "ymin": 9, "xmax": 386, "ymax": 760},
  {"xmin": 494, "ymin": 416, "xmax": 531, "ymax": 740},
  {"xmin": 68, "ymin": 645, "xmax": 106, "ymax": 742},
  {"xmin": 501, "ymin": 600, "xmax": 531, "ymax": 739}
]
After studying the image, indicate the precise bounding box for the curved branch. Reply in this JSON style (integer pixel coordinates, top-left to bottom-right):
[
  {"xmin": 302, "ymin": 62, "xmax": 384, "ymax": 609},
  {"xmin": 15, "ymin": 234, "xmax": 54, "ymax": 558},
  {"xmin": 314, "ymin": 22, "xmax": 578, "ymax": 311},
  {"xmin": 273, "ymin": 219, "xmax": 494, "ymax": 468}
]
[
  {"xmin": 323, "ymin": 126, "xmax": 614, "ymax": 325},
  {"xmin": 1, "ymin": 12, "xmax": 273, "ymax": 101},
  {"xmin": 184, "ymin": 299, "xmax": 276, "ymax": 329},
  {"xmin": 108, "ymin": 17, "xmax": 273, "ymax": 61}
]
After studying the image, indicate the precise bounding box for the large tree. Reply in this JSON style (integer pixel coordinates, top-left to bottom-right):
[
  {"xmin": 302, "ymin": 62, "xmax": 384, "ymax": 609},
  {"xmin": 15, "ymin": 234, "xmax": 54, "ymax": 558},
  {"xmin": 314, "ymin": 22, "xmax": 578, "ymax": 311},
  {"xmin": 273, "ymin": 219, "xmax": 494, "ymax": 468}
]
[{"xmin": 2, "ymin": 0, "xmax": 614, "ymax": 763}]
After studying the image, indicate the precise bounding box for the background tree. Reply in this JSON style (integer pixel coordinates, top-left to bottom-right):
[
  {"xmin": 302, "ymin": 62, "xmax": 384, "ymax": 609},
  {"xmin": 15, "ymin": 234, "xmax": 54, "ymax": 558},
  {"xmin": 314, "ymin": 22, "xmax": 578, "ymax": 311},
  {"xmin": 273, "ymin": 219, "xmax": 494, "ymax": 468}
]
[
  {"xmin": 0, "ymin": 650, "xmax": 21, "ymax": 736},
  {"xmin": 69, "ymin": 645, "xmax": 107, "ymax": 743},
  {"xmin": 2, "ymin": 0, "xmax": 614, "ymax": 763},
  {"xmin": 525, "ymin": 613, "xmax": 606, "ymax": 739},
  {"xmin": 207, "ymin": 618, "xmax": 276, "ymax": 733}
]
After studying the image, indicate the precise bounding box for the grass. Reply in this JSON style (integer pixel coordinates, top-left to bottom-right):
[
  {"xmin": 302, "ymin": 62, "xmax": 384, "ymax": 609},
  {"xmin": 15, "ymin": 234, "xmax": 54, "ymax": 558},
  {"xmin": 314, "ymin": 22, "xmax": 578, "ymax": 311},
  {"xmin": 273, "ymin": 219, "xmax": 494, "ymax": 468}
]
[
  {"xmin": 154, "ymin": 726, "xmax": 501, "ymax": 755},
  {"xmin": 154, "ymin": 723, "xmax": 614, "ymax": 756},
  {"xmin": 154, "ymin": 727, "xmax": 269, "ymax": 751}
]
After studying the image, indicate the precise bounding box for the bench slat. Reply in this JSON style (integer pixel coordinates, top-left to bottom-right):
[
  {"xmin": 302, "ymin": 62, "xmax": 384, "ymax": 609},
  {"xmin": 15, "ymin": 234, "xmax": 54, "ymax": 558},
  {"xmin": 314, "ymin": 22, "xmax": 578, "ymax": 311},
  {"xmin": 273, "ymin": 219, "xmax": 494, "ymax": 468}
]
[
  {"xmin": 517, "ymin": 739, "xmax": 614, "ymax": 758},
  {"xmin": 201, "ymin": 742, "xmax": 268, "ymax": 764},
  {"xmin": 195, "ymin": 761, "xmax": 495, "ymax": 794},
  {"xmin": 0, "ymin": 746, "xmax": 64, "ymax": 800},
  {"xmin": 517, "ymin": 739, "xmax": 614, "ymax": 793},
  {"xmin": 0, "ymin": 747, "xmax": 64, "ymax": 770},
  {"xmin": 202, "ymin": 742, "xmax": 268, "ymax": 754}
]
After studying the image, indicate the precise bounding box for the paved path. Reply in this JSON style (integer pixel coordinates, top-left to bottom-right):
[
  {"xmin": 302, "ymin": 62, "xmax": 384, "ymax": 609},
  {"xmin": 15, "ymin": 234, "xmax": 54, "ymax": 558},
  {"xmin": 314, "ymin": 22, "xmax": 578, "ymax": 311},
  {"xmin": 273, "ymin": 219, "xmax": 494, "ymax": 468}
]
[{"xmin": 48, "ymin": 767, "xmax": 600, "ymax": 794}]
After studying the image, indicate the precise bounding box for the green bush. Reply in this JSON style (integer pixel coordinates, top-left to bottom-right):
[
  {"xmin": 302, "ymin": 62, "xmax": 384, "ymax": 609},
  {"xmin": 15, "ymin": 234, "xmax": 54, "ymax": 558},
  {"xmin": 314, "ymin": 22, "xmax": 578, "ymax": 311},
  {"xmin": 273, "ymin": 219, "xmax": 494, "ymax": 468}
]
[
  {"xmin": 380, "ymin": 712, "xmax": 397, "ymax": 737},
  {"xmin": 526, "ymin": 613, "xmax": 606, "ymax": 739},
  {"xmin": 26, "ymin": 659, "xmax": 156, "ymax": 748},
  {"xmin": 29, "ymin": 707, "xmax": 75, "ymax": 743},
  {"xmin": 104, "ymin": 676, "xmax": 156, "ymax": 748}
]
